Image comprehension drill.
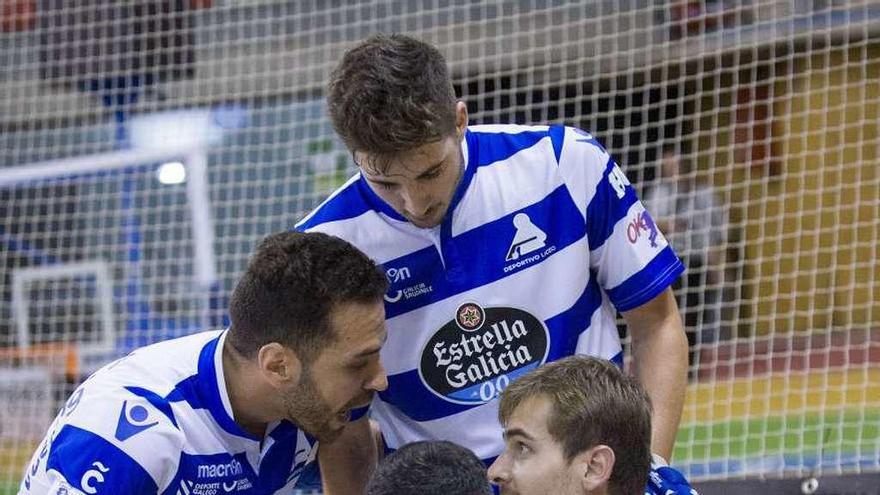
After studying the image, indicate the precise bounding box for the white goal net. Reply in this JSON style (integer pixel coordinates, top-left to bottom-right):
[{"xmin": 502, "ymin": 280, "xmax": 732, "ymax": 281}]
[{"xmin": 1, "ymin": 0, "xmax": 878, "ymax": 491}]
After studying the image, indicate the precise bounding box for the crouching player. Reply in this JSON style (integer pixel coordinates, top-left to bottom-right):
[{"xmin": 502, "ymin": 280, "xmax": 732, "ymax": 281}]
[{"xmin": 19, "ymin": 232, "xmax": 389, "ymax": 494}]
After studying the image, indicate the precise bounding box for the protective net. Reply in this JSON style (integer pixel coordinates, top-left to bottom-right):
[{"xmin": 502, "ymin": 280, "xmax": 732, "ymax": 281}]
[{"xmin": 0, "ymin": 1, "xmax": 877, "ymax": 490}]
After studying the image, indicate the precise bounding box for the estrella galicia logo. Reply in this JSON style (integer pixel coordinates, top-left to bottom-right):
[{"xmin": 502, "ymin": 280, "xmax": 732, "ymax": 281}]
[
  {"xmin": 114, "ymin": 401, "xmax": 158, "ymax": 441},
  {"xmin": 419, "ymin": 303, "xmax": 549, "ymax": 405}
]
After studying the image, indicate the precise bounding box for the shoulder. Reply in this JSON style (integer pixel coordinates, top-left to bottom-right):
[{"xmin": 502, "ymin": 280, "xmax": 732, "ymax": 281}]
[
  {"xmin": 294, "ymin": 173, "xmax": 372, "ymax": 232},
  {"xmin": 44, "ymin": 381, "xmax": 185, "ymax": 493},
  {"xmin": 554, "ymin": 126, "xmax": 611, "ymax": 169}
]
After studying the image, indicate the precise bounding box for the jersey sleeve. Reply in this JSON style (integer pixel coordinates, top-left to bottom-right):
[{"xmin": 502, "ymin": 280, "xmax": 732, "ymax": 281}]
[
  {"xmin": 554, "ymin": 126, "xmax": 684, "ymax": 312},
  {"xmin": 42, "ymin": 424, "xmax": 161, "ymax": 494},
  {"xmin": 21, "ymin": 381, "xmax": 184, "ymax": 495}
]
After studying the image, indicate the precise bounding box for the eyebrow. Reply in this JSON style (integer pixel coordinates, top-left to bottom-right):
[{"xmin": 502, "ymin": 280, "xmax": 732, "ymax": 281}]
[
  {"xmin": 352, "ymin": 328, "xmax": 388, "ymax": 358},
  {"xmin": 415, "ymin": 162, "xmax": 444, "ymax": 179},
  {"xmin": 353, "ymin": 345, "xmax": 382, "ymax": 359},
  {"xmin": 503, "ymin": 427, "xmax": 535, "ymax": 442},
  {"xmin": 363, "ymin": 160, "xmax": 445, "ymax": 184}
]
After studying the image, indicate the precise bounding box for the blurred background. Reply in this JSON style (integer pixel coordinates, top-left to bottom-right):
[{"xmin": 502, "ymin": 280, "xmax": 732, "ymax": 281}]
[{"xmin": 0, "ymin": 1, "xmax": 877, "ymax": 493}]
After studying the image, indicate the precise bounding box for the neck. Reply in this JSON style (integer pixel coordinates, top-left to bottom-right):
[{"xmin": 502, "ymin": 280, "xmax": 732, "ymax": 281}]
[{"xmin": 222, "ymin": 340, "xmax": 274, "ymax": 438}]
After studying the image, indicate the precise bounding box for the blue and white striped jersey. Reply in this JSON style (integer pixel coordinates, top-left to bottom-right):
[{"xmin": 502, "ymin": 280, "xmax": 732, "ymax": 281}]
[
  {"xmin": 296, "ymin": 124, "xmax": 684, "ymax": 461},
  {"xmin": 19, "ymin": 330, "xmax": 317, "ymax": 495}
]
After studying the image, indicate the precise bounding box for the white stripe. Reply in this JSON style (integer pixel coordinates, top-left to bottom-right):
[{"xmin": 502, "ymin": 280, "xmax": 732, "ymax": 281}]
[
  {"xmin": 304, "ymin": 211, "xmax": 434, "ymax": 265},
  {"xmin": 294, "ymin": 172, "xmax": 361, "ymax": 228},
  {"xmin": 452, "ymin": 137, "xmax": 565, "ymax": 237},
  {"xmin": 575, "ymin": 293, "xmax": 623, "ymax": 358},
  {"xmin": 372, "ymin": 395, "xmax": 504, "ymax": 460},
  {"xmin": 556, "ymin": 127, "xmax": 611, "ymax": 220}
]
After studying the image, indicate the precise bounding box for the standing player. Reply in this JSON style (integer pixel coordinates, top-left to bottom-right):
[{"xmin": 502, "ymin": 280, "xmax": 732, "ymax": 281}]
[
  {"xmin": 297, "ymin": 34, "xmax": 689, "ymax": 494},
  {"xmin": 19, "ymin": 232, "xmax": 389, "ymax": 494}
]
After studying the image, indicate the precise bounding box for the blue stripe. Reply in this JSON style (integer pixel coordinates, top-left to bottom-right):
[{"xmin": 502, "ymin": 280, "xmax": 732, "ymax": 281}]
[
  {"xmin": 385, "ymin": 185, "xmax": 587, "ymax": 319},
  {"xmin": 165, "ymin": 452, "xmax": 257, "ymax": 495},
  {"xmin": 606, "ymin": 246, "xmax": 684, "ymax": 312},
  {"xmin": 350, "ymin": 405, "xmax": 370, "ymax": 421},
  {"xmin": 379, "ymin": 280, "xmax": 605, "ymax": 422},
  {"xmin": 549, "ymin": 125, "xmax": 565, "ymax": 164},
  {"xmin": 46, "ymin": 425, "xmax": 158, "ymax": 494},
  {"xmin": 259, "ymin": 422, "xmax": 307, "ymax": 489},
  {"xmin": 468, "ymin": 128, "xmax": 550, "ymax": 169},
  {"xmin": 545, "ymin": 276, "xmax": 604, "ymax": 361},
  {"xmin": 378, "ymin": 370, "xmax": 471, "ymax": 421},
  {"xmin": 296, "ymin": 175, "xmax": 405, "ymax": 231},
  {"xmin": 585, "ymin": 158, "xmax": 639, "ymax": 251},
  {"xmin": 168, "ymin": 335, "xmax": 258, "ymax": 440}
]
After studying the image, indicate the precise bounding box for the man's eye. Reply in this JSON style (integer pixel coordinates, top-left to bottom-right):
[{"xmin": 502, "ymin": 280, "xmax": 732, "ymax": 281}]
[{"xmin": 517, "ymin": 442, "xmax": 531, "ymax": 456}]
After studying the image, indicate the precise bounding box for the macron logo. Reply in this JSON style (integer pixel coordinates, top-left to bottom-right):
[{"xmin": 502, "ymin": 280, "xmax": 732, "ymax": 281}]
[
  {"xmin": 114, "ymin": 401, "xmax": 158, "ymax": 441},
  {"xmin": 197, "ymin": 459, "xmax": 244, "ymax": 478}
]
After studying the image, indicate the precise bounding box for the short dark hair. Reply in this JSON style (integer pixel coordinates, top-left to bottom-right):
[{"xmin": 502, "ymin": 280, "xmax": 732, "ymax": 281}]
[
  {"xmin": 327, "ymin": 34, "xmax": 458, "ymax": 173},
  {"xmin": 228, "ymin": 231, "xmax": 387, "ymax": 361},
  {"xmin": 366, "ymin": 441, "xmax": 492, "ymax": 495},
  {"xmin": 498, "ymin": 356, "xmax": 652, "ymax": 495}
]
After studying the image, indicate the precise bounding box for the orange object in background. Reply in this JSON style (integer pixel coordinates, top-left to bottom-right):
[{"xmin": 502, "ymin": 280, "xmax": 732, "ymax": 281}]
[{"xmin": 0, "ymin": 0, "xmax": 36, "ymax": 32}]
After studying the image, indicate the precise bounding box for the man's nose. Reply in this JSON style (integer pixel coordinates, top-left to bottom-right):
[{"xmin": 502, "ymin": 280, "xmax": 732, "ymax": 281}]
[
  {"xmin": 401, "ymin": 186, "xmax": 431, "ymax": 215},
  {"xmin": 366, "ymin": 361, "xmax": 388, "ymax": 392},
  {"xmin": 487, "ymin": 454, "xmax": 508, "ymax": 485}
]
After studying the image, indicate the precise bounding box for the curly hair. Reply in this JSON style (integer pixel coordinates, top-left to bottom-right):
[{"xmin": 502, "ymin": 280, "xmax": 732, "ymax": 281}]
[
  {"xmin": 228, "ymin": 231, "xmax": 387, "ymax": 361},
  {"xmin": 327, "ymin": 34, "xmax": 458, "ymax": 173}
]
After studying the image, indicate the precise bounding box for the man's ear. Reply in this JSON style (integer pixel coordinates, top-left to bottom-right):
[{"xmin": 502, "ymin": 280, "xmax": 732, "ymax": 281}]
[
  {"xmin": 455, "ymin": 101, "xmax": 468, "ymax": 138},
  {"xmin": 578, "ymin": 444, "xmax": 615, "ymax": 492},
  {"xmin": 257, "ymin": 342, "xmax": 302, "ymax": 387}
]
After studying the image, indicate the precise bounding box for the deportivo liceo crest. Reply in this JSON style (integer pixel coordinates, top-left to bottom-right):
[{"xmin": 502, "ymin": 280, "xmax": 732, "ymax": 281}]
[{"xmin": 419, "ymin": 302, "xmax": 549, "ymax": 405}]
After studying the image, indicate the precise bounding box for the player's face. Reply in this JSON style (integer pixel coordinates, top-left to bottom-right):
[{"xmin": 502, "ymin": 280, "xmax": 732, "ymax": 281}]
[
  {"xmin": 358, "ymin": 103, "xmax": 468, "ymax": 229},
  {"xmin": 282, "ymin": 301, "xmax": 388, "ymax": 442},
  {"xmin": 488, "ymin": 396, "xmax": 586, "ymax": 495}
]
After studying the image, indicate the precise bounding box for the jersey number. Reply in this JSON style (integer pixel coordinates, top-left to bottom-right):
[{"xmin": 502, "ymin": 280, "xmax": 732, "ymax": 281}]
[{"xmin": 608, "ymin": 165, "xmax": 630, "ymax": 199}]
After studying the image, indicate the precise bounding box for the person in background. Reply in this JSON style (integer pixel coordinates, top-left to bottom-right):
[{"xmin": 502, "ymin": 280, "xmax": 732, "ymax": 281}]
[{"xmin": 644, "ymin": 143, "xmax": 727, "ymax": 372}]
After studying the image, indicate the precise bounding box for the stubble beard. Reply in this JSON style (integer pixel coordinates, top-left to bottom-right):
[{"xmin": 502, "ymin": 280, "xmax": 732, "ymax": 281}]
[{"xmin": 282, "ymin": 367, "xmax": 341, "ymax": 442}]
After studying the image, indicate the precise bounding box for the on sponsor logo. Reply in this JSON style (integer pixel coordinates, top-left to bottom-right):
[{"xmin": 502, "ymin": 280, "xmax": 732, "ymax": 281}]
[{"xmin": 386, "ymin": 266, "xmax": 410, "ymax": 283}]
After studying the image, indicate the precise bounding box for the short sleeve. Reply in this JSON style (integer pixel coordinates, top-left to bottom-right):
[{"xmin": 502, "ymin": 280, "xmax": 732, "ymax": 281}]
[{"xmin": 555, "ymin": 126, "xmax": 684, "ymax": 311}]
